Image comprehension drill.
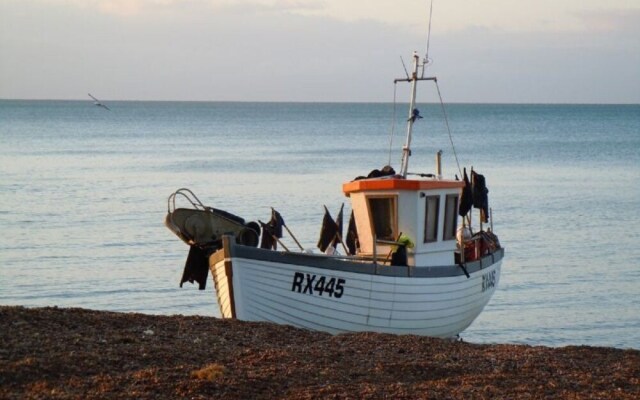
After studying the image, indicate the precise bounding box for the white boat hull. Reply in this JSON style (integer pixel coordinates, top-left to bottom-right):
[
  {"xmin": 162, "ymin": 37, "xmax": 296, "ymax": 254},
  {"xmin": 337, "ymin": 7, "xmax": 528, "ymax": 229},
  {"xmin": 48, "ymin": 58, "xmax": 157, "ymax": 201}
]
[{"xmin": 210, "ymin": 241, "xmax": 503, "ymax": 338}]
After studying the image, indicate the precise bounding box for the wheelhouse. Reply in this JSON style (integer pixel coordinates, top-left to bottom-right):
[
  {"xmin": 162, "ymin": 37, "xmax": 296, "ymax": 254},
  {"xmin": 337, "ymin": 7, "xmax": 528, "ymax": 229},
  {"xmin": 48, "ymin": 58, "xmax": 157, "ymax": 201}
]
[{"xmin": 343, "ymin": 176, "xmax": 464, "ymax": 267}]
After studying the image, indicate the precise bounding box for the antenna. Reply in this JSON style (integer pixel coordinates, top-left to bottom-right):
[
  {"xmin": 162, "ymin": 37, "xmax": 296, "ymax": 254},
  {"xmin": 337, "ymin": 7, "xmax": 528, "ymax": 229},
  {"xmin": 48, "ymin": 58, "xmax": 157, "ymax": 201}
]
[{"xmin": 422, "ymin": 0, "xmax": 434, "ymax": 77}]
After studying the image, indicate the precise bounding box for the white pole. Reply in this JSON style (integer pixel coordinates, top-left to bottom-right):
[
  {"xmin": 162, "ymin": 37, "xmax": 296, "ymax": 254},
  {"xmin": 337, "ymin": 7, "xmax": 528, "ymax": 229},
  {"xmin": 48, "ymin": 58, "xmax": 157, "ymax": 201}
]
[{"xmin": 400, "ymin": 52, "xmax": 420, "ymax": 178}]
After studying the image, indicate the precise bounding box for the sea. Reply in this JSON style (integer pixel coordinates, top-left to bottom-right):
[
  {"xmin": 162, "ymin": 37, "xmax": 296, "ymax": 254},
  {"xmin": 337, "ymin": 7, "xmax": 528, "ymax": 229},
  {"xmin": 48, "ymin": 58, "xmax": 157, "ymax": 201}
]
[{"xmin": 1, "ymin": 100, "xmax": 638, "ymax": 349}]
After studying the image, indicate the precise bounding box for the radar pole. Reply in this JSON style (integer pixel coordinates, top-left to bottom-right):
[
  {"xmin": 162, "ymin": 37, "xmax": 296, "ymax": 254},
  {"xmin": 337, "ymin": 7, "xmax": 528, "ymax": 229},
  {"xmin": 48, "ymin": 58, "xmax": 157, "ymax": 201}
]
[
  {"xmin": 397, "ymin": 52, "xmax": 437, "ymax": 178},
  {"xmin": 399, "ymin": 52, "xmax": 420, "ymax": 178}
]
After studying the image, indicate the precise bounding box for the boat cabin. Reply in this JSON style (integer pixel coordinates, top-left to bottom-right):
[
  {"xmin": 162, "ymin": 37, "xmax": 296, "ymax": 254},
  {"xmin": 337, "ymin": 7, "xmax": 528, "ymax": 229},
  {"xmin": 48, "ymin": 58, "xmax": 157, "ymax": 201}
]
[{"xmin": 343, "ymin": 176, "xmax": 464, "ymax": 267}]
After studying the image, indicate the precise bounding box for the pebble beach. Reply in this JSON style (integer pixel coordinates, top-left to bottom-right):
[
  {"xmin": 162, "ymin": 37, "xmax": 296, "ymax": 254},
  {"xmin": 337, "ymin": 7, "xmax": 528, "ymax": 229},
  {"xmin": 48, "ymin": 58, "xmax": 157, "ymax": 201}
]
[{"xmin": 1, "ymin": 306, "xmax": 638, "ymax": 399}]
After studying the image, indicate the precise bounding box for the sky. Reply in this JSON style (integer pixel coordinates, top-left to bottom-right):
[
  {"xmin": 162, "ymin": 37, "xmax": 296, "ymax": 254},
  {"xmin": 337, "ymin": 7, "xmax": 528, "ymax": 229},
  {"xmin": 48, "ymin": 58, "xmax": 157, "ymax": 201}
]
[{"xmin": 0, "ymin": 0, "xmax": 639, "ymax": 103}]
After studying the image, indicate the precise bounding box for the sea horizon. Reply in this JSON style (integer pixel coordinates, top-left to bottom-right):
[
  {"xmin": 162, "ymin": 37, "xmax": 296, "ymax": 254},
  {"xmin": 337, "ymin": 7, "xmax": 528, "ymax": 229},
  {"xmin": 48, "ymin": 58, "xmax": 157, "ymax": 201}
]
[{"xmin": 1, "ymin": 98, "xmax": 639, "ymax": 106}]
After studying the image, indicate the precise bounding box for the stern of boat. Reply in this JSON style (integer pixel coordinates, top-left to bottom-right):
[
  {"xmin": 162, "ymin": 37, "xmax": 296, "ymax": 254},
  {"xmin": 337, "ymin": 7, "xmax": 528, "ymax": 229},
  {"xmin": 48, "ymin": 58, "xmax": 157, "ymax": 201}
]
[{"xmin": 209, "ymin": 239, "xmax": 236, "ymax": 319}]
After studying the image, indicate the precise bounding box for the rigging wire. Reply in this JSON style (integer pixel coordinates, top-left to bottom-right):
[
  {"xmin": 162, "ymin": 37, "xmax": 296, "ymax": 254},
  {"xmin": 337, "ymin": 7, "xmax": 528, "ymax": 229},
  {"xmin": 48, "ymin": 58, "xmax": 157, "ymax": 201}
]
[
  {"xmin": 400, "ymin": 56, "xmax": 410, "ymax": 80},
  {"xmin": 387, "ymin": 82, "xmax": 399, "ymax": 166},
  {"xmin": 434, "ymin": 80, "xmax": 462, "ymax": 178}
]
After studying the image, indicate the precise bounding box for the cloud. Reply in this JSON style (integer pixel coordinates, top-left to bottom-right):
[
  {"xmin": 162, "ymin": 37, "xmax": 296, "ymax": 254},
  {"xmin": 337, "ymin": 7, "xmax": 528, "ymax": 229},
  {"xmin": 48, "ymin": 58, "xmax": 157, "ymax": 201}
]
[
  {"xmin": 1, "ymin": 0, "xmax": 638, "ymax": 102},
  {"xmin": 36, "ymin": 0, "xmax": 640, "ymax": 35},
  {"xmin": 97, "ymin": 0, "xmax": 145, "ymax": 17},
  {"xmin": 576, "ymin": 7, "xmax": 640, "ymax": 35},
  {"xmin": 41, "ymin": 0, "xmax": 326, "ymax": 17}
]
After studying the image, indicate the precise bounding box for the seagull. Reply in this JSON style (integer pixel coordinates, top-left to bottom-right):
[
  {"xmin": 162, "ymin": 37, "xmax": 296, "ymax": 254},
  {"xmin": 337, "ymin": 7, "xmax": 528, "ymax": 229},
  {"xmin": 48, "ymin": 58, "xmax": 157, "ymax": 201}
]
[{"xmin": 88, "ymin": 93, "xmax": 110, "ymax": 111}]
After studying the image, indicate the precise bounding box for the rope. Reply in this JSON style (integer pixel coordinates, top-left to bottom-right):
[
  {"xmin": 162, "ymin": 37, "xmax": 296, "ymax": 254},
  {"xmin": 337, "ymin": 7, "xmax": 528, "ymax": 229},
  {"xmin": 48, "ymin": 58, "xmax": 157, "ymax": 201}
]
[
  {"xmin": 434, "ymin": 80, "xmax": 462, "ymax": 177},
  {"xmin": 387, "ymin": 82, "xmax": 398, "ymax": 166}
]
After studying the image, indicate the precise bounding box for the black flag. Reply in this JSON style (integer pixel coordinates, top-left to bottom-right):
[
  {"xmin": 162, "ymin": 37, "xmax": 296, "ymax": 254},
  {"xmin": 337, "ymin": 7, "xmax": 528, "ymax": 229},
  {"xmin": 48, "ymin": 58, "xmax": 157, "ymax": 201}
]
[
  {"xmin": 471, "ymin": 170, "xmax": 489, "ymax": 223},
  {"xmin": 346, "ymin": 210, "xmax": 358, "ymax": 255},
  {"xmin": 332, "ymin": 203, "xmax": 344, "ymax": 247},
  {"xmin": 271, "ymin": 208, "xmax": 285, "ymax": 238},
  {"xmin": 317, "ymin": 206, "xmax": 338, "ymax": 252},
  {"xmin": 459, "ymin": 167, "xmax": 473, "ymax": 217},
  {"xmin": 259, "ymin": 209, "xmax": 285, "ymax": 250}
]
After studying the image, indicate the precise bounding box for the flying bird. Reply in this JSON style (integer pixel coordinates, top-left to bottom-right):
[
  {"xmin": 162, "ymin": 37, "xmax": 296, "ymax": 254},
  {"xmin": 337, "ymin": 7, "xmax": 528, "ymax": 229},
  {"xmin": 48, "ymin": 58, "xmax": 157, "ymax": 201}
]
[{"xmin": 88, "ymin": 93, "xmax": 110, "ymax": 111}]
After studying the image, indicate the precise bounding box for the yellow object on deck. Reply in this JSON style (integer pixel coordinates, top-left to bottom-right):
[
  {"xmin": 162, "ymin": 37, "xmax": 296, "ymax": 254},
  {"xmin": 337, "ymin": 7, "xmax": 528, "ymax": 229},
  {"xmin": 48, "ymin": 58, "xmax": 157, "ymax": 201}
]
[{"xmin": 392, "ymin": 234, "xmax": 415, "ymax": 251}]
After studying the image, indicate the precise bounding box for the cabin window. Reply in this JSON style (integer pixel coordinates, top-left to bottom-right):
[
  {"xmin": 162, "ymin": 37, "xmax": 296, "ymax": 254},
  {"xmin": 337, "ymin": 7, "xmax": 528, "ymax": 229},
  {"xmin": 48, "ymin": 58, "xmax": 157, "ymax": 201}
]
[
  {"xmin": 368, "ymin": 196, "xmax": 396, "ymax": 241},
  {"xmin": 424, "ymin": 195, "xmax": 439, "ymax": 243},
  {"xmin": 443, "ymin": 194, "xmax": 459, "ymax": 241}
]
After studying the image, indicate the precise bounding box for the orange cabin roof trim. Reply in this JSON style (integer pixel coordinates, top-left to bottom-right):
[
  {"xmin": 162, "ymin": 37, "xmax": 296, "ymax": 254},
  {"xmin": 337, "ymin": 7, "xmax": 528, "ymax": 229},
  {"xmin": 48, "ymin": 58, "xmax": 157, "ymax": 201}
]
[{"xmin": 342, "ymin": 178, "xmax": 464, "ymax": 195}]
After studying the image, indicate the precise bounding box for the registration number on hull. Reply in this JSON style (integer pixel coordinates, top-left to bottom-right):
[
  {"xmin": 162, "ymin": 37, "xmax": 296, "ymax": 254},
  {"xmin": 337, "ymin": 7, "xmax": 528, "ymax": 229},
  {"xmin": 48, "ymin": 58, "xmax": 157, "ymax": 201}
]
[
  {"xmin": 291, "ymin": 272, "xmax": 345, "ymax": 298},
  {"xmin": 482, "ymin": 270, "xmax": 496, "ymax": 292}
]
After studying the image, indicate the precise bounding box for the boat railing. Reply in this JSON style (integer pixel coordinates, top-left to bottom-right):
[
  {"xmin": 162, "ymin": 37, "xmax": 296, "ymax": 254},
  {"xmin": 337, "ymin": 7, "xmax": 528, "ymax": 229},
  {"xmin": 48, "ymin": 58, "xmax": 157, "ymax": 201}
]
[
  {"xmin": 295, "ymin": 249, "xmax": 393, "ymax": 266},
  {"xmin": 167, "ymin": 188, "xmax": 207, "ymax": 213}
]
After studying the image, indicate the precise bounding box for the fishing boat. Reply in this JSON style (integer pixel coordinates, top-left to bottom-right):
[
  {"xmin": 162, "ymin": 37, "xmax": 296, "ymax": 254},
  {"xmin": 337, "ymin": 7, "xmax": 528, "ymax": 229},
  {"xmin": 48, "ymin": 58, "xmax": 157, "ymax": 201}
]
[{"xmin": 165, "ymin": 52, "xmax": 503, "ymax": 338}]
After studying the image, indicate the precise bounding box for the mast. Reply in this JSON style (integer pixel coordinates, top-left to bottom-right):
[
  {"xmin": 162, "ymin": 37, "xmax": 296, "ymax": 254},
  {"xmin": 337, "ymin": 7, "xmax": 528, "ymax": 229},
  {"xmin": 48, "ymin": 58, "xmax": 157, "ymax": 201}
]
[
  {"xmin": 399, "ymin": 52, "xmax": 420, "ymax": 178},
  {"xmin": 397, "ymin": 53, "xmax": 437, "ymax": 178}
]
